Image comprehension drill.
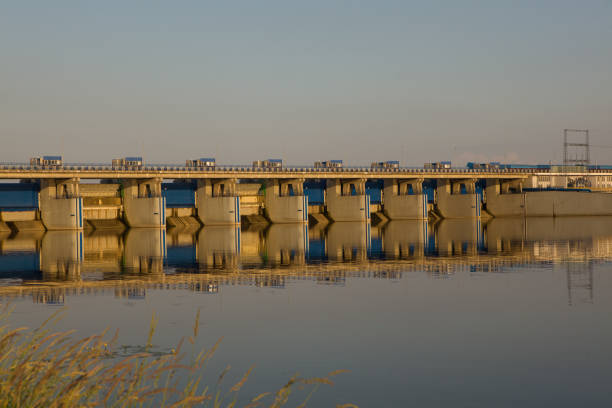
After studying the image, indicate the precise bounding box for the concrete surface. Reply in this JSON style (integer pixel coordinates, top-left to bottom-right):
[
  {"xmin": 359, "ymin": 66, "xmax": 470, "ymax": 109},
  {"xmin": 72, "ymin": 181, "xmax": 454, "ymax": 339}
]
[
  {"xmin": 436, "ymin": 179, "xmax": 481, "ymax": 218},
  {"xmin": 382, "ymin": 179, "xmax": 428, "ymax": 220},
  {"xmin": 196, "ymin": 179, "xmax": 240, "ymax": 225},
  {"xmin": 122, "ymin": 179, "xmax": 166, "ymax": 228},
  {"xmin": 325, "ymin": 179, "xmax": 371, "ymax": 222},
  {"xmin": 262, "ymin": 179, "xmax": 308, "ymax": 223}
]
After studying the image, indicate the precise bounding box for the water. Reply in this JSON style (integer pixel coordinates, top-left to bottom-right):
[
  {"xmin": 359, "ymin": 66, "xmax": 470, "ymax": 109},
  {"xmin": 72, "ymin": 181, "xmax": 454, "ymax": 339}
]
[{"xmin": 2, "ymin": 217, "xmax": 612, "ymax": 407}]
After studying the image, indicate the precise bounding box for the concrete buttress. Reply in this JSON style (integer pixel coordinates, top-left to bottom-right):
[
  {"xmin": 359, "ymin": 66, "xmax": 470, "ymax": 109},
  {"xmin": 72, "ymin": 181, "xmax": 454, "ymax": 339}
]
[
  {"xmin": 485, "ymin": 179, "xmax": 525, "ymax": 217},
  {"xmin": 196, "ymin": 179, "xmax": 240, "ymax": 225},
  {"xmin": 382, "ymin": 179, "xmax": 428, "ymax": 220},
  {"xmin": 263, "ymin": 179, "xmax": 308, "ymax": 223},
  {"xmin": 325, "ymin": 179, "xmax": 370, "ymax": 222},
  {"xmin": 436, "ymin": 179, "xmax": 481, "ymax": 219},
  {"xmin": 121, "ymin": 178, "xmax": 166, "ymax": 228},
  {"xmin": 39, "ymin": 178, "xmax": 83, "ymax": 230}
]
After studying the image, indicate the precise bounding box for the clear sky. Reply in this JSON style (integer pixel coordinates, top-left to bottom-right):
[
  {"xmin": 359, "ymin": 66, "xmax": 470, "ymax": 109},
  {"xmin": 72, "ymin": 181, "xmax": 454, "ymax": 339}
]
[{"xmin": 1, "ymin": 1, "xmax": 611, "ymax": 165}]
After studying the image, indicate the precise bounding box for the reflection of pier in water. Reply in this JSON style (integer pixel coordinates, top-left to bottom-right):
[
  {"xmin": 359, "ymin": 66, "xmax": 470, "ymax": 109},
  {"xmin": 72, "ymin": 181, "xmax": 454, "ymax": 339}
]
[
  {"xmin": 123, "ymin": 228, "xmax": 165, "ymax": 274},
  {"xmin": 326, "ymin": 222, "xmax": 370, "ymax": 262},
  {"xmin": 41, "ymin": 231, "xmax": 83, "ymax": 281},
  {"xmin": 2, "ymin": 217, "xmax": 612, "ymax": 304}
]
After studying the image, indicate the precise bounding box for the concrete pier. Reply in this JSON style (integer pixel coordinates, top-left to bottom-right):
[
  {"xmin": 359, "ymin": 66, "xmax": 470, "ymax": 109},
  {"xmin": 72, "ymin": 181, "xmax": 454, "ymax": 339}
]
[
  {"xmin": 263, "ymin": 179, "xmax": 308, "ymax": 223},
  {"xmin": 325, "ymin": 179, "xmax": 371, "ymax": 222},
  {"xmin": 196, "ymin": 179, "xmax": 240, "ymax": 225},
  {"xmin": 39, "ymin": 179, "xmax": 83, "ymax": 230},
  {"xmin": 382, "ymin": 179, "xmax": 428, "ymax": 220},
  {"xmin": 485, "ymin": 179, "xmax": 524, "ymax": 217},
  {"xmin": 436, "ymin": 179, "xmax": 481, "ymax": 218},
  {"xmin": 122, "ymin": 179, "xmax": 166, "ymax": 228}
]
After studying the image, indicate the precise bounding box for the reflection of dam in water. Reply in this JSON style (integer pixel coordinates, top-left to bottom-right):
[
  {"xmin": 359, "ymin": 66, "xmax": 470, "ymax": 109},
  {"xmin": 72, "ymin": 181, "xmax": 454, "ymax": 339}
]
[{"xmin": 3, "ymin": 217, "xmax": 612, "ymax": 304}]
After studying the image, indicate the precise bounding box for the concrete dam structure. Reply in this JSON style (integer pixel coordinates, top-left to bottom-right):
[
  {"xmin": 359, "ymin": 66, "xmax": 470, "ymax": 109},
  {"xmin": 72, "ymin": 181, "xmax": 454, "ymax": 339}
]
[{"xmin": 2, "ymin": 161, "xmax": 612, "ymax": 231}]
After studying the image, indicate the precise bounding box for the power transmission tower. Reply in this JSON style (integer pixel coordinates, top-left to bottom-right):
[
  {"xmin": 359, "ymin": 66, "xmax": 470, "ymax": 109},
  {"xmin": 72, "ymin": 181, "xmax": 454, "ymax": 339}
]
[{"xmin": 563, "ymin": 129, "xmax": 590, "ymax": 166}]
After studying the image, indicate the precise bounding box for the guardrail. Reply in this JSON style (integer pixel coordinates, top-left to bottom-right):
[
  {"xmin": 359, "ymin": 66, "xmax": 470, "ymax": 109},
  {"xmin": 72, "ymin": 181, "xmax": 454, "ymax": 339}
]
[
  {"xmin": 1, "ymin": 163, "xmax": 610, "ymax": 175},
  {"xmin": 0, "ymin": 164, "xmax": 548, "ymax": 173}
]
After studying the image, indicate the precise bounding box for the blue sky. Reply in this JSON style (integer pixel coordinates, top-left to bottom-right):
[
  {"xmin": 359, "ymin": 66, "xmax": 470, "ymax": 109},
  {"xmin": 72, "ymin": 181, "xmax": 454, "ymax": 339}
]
[{"xmin": 1, "ymin": 1, "xmax": 611, "ymax": 165}]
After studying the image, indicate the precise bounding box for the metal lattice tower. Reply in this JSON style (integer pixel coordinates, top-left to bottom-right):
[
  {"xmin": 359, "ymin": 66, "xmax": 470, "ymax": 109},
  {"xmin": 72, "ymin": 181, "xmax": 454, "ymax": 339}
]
[{"xmin": 563, "ymin": 129, "xmax": 590, "ymax": 166}]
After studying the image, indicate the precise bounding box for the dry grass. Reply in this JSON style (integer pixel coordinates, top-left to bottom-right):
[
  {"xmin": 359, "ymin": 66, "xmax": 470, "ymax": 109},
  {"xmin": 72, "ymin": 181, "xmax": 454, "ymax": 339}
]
[{"xmin": 0, "ymin": 304, "xmax": 353, "ymax": 407}]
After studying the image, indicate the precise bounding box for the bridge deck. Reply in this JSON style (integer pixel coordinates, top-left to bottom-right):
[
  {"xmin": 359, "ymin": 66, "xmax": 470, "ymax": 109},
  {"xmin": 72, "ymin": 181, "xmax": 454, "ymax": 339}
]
[{"xmin": 0, "ymin": 165, "xmax": 557, "ymax": 179}]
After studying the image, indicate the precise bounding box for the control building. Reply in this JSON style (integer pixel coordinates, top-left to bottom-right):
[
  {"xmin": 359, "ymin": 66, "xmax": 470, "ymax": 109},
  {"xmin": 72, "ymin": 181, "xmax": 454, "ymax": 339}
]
[
  {"xmin": 315, "ymin": 160, "xmax": 343, "ymax": 168},
  {"xmin": 372, "ymin": 160, "xmax": 400, "ymax": 169},
  {"xmin": 253, "ymin": 159, "xmax": 282, "ymax": 168},
  {"xmin": 112, "ymin": 157, "xmax": 144, "ymax": 169},
  {"xmin": 424, "ymin": 161, "xmax": 451, "ymax": 169},
  {"xmin": 186, "ymin": 158, "xmax": 216, "ymax": 167},
  {"xmin": 30, "ymin": 156, "xmax": 63, "ymax": 167}
]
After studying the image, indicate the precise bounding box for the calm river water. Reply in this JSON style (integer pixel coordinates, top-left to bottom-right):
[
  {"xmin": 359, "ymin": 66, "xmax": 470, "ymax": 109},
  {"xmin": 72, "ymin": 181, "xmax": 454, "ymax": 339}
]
[{"xmin": 2, "ymin": 217, "xmax": 612, "ymax": 407}]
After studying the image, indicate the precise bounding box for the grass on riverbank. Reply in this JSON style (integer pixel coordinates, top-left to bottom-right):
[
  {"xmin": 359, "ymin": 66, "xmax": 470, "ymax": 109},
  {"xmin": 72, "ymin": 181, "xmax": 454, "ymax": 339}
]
[{"xmin": 0, "ymin": 305, "xmax": 355, "ymax": 407}]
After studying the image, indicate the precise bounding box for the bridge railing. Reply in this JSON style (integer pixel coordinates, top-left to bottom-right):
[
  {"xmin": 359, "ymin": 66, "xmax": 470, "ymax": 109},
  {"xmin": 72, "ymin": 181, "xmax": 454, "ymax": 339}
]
[
  {"xmin": 5, "ymin": 162, "xmax": 612, "ymax": 174},
  {"xmin": 0, "ymin": 163, "xmax": 537, "ymax": 173}
]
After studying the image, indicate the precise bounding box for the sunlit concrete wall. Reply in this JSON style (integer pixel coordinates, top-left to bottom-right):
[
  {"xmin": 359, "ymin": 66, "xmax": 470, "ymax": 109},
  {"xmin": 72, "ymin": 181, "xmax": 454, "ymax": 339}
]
[
  {"xmin": 81, "ymin": 184, "xmax": 122, "ymax": 221},
  {"xmin": 40, "ymin": 198, "xmax": 83, "ymax": 230},
  {"xmin": 122, "ymin": 179, "xmax": 165, "ymax": 228},
  {"xmin": 325, "ymin": 179, "xmax": 370, "ymax": 222},
  {"xmin": 382, "ymin": 179, "xmax": 427, "ymax": 220},
  {"xmin": 196, "ymin": 179, "xmax": 240, "ymax": 225},
  {"xmin": 263, "ymin": 180, "xmax": 308, "ymax": 223},
  {"xmin": 436, "ymin": 179, "xmax": 481, "ymax": 218},
  {"xmin": 485, "ymin": 180, "xmax": 524, "ymax": 217},
  {"xmin": 0, "ymin": 210, "xmax": 37, "ymax": 221},
  {"xmin": 39, "ymin": 179, "xmax": 83, "ymax": 230}
]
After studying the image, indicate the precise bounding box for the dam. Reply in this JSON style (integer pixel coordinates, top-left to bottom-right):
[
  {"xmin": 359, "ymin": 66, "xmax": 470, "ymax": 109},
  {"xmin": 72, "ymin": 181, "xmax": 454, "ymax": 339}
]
[{"xmin": 1, "ymin": 159, "xmax": 612, "ymax": 231}]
